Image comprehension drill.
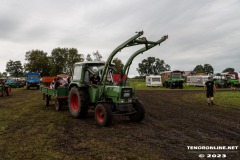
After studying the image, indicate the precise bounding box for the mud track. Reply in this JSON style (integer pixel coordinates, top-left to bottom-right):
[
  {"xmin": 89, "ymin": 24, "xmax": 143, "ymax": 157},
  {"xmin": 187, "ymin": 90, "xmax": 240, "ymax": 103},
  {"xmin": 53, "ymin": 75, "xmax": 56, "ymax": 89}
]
[{"xmin": 0, "ymin": 89, "xmax": 239, "ymax": 159}]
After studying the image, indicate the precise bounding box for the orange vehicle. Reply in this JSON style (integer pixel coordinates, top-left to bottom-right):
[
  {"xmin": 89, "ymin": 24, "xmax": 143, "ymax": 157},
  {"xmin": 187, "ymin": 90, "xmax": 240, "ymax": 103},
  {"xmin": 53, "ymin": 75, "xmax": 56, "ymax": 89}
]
[{"xmin": 41, "ymin": 76, "xmax": 56, "ymax": 86}]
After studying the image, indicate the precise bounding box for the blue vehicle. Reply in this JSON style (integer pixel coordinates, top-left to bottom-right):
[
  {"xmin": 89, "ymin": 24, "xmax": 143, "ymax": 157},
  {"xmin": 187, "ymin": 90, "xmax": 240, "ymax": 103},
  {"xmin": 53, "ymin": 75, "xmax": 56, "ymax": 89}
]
[
  {"xmin": 26, "ymin": 72, "xmax": 40, "ymax": 90},
  {"xmin": 6, "ymin": 78, "xmax": 18, "ymax": 88}
]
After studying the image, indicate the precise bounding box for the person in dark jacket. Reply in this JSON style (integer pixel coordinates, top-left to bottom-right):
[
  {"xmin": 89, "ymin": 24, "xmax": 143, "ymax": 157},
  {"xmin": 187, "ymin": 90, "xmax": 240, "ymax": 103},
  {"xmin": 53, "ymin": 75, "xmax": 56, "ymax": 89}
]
[
  {"xmin": 54, "ymin": 77, "xmax": 63, "ymax": 89},
  {"xmin": 204, "ymin": 76, "xmax": 216, "ymax": 106},
  {"xmin": 90, "ymin": 72, "xmax": 100, "ymax": 87}
]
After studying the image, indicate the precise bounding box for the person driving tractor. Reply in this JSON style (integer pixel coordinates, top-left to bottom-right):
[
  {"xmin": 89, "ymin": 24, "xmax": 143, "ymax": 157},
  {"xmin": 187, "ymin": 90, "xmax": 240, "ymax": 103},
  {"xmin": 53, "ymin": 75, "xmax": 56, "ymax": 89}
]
[{"xmin": 90, "ymin": 71, "xmax": 100, "ymax": 87}]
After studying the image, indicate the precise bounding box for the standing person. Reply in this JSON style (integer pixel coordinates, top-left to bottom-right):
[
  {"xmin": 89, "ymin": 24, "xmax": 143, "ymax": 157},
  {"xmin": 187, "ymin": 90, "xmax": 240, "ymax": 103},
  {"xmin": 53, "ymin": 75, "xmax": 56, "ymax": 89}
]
[{"xmin": 204, "ymin": 76, "xmax": 216, "ymax": 106}]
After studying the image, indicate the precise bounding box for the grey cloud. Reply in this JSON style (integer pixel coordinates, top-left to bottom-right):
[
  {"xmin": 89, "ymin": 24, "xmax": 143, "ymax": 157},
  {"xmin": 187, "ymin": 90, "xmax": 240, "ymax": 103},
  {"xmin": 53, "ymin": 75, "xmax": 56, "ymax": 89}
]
[{"xmin": 1, "ymin": 0, "xmax": 240, "ymax": 75}]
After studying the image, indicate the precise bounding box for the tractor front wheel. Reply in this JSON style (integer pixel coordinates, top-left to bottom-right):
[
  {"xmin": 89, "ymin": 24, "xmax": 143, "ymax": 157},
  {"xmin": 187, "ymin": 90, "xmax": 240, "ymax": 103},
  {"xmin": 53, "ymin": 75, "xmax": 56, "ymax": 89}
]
[
  {"xmin": 129, "ymin": 100, "xmax": 145, "ymax": 122},
  {"xmin": 68, "ymin": 87, "xmax": 88, "ymax": 118},
  {"xmin": 95, "ymin": 103, "xmax": 112, "ymax": 127}
]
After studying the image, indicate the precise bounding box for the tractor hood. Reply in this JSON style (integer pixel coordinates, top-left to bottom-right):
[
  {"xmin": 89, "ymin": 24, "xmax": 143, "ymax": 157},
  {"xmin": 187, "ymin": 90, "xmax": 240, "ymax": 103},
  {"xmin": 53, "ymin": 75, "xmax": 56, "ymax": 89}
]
[{"xmin": 104, "ymin": 86, "xmax": 133, "ymax": 103}]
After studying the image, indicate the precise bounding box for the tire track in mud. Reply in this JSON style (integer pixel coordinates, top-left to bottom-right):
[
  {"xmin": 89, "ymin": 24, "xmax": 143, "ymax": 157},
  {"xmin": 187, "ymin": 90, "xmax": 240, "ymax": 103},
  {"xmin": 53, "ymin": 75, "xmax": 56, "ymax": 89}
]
[
  {"xmin": 136, "ymin": 90, "xmax": 240, "ymax": 159},
  {"xmin": 1, "ymin": 89, "xmax": 239, "ymax": 159}
]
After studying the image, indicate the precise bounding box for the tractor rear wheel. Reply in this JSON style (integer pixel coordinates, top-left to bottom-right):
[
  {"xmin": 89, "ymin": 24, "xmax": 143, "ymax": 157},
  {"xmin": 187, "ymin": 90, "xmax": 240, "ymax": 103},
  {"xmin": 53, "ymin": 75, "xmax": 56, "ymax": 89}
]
[
  {"xmin": 95, "ymin": 103, "xmax": 112, "ymax": 127},
  {"xmin": 55, "ymin": 99, "xmax": 62, "ymax": 111},
  {"xmin": 68, "ymin": 87, "xmax": 88, "ymax": 118},
  {"xmin": 129, "ymin": 100, "xmax": 145, "ymax": 122}
]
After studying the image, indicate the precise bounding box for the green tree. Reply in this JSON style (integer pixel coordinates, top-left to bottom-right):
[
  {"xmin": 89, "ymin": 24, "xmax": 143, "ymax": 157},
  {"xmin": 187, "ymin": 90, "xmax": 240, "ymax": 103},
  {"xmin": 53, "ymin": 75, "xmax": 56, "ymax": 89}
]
[
  {"xmin": 193, "ymin": 64, "xmax": 214, "ymax": 74},
  {"xmin": 65, "ymin": 48, "xmax": 84, "ymax": 76},
  {"xmin": 6, "ymin": 60, "xmax": 24, "ymax": 77},
  {"xmin": 137, "ymin": 57, "xmax": 170, "ymax": 76},
  {"xmin": 25, "ymin": 50, "xmax": 50, "ymax": 77},
  {"xmin": 222, "ymin": 68, "xmax": 235, "ymax": 72},
  {"xmin": 112, "ymin": 57, "xmax": 123, "ymax": 73},
  {"xmin": 50, "ymin": 48, "xmax": 84, "ymax": 76},
  {"xmin": 93, "ymin": 50, "xmax": 102, "ymax": 61},
  {"xmin": 203, "ymin": 64, "xmax": 214, "ymax": 74},
  {"xmin": 86, "ymin": 54, "xmax": 93, "ymax": 61},
  {"xmin": 2, "ymin": 72, "xmax": 7, "ymax": 78},
  {"xmin": 193, "ymin": 65, "xmax": 205, "ymax": 74},
  {"xmin": 50, "ymin": 48, "xmax": 67, "ymax": 75}
]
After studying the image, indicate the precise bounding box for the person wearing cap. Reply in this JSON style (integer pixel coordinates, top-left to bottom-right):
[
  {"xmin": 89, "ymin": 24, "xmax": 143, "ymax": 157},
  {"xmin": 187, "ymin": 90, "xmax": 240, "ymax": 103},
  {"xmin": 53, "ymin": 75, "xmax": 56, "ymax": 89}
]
[
  {"xmin": 204, "ymin": 76, "xmax": 216, "ymax": 106},
  {"xmin": 90, "ymin": 72, "xmax": 100, "ymax": 87}
]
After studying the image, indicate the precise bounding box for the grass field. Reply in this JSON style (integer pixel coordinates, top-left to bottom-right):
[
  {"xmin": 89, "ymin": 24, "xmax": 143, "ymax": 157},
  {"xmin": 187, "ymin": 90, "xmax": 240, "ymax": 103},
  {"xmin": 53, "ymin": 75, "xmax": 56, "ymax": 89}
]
[
  {"xmin": 128, "ymin": 79, "xmax": 240, "ymax": 108},
  {"xmin": 194, "ymin": 91, "xmax": 240, "ymax": 108},
  {"xmin": 0, "ymin": 86, "xmax": 239, "ymax": 159}
]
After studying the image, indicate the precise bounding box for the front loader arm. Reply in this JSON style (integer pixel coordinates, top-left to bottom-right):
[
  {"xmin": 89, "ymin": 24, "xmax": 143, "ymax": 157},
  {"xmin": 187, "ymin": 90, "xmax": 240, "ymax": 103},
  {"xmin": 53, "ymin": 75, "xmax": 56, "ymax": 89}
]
[
  {"xmin": 122, "ymin": 35, "xmax": 168, "ymax": 85},
  {"xmin": 101, "ymin": 31, "xmax": 143, "ymax": 82}
]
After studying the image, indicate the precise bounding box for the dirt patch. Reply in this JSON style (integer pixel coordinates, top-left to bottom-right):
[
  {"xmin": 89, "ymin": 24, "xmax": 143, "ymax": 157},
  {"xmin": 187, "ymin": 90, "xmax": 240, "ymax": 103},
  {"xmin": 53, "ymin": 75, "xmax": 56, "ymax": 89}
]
[{"xmin": 0, "ymin": 89, "xmax": 239, "ymax": 159}]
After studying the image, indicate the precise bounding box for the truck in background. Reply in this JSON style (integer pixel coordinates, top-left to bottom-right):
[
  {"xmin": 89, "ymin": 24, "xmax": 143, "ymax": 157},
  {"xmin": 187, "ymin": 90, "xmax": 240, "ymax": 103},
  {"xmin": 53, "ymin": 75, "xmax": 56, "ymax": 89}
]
[
  {"xmin": 187, "ymin": 75, "xmax": 209, "ymax": 87},
  {"xmin": 161, "ymin": 70, "xmax": 184, "ymax": 89},
  {"xmin": 26, "ymin": 72, "xmax": 40, "ymax": 90},
  {"xmin": 146, "ymin": 75, "xmax": 162, "ymax": 87}
]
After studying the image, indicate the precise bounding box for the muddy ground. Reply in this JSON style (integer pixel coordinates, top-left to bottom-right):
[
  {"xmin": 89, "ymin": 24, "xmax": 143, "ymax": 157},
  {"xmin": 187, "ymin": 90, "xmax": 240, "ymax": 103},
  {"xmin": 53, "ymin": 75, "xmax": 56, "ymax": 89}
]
[{"xmin": 0, "ymin": 89, "xmax": 239, "ymax": 159}]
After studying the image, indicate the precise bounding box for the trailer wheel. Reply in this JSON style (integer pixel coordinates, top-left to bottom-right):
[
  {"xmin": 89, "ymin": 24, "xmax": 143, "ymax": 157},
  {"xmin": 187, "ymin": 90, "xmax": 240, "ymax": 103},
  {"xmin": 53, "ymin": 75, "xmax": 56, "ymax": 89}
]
[
  {"xmin": 55, "ymin": 99, "xmax": 62, "ymax": 111},
  {"xmin": 68, "ymin": 87, "xmax": 88, "ymax": 118},
  {"xmin": 129, "ymin": 100, "xmax": 145, "ymax": 122},
  {"xmin": 45, "ymin": 95, "xmax": 50, "ymax": 106},
  {"xmin": 6, "ymin": 87, "xmax": 11, "ymax": 96},
  {"xmin": 95, "ymin": 103, "xmax": 112, "ymax": 127}
]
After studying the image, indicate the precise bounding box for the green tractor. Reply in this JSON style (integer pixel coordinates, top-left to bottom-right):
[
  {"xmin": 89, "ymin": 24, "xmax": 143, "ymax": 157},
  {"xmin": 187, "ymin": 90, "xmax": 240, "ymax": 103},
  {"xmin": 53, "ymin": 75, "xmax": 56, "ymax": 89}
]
[
  {"xmin": 214, "ymin": 72, "xmax": 239, "ymax": 88},
  {"xmin": 0, "ymin": 80, "xmax": 11, "ymax": 97},
  {"xmin": 161, "ymin": 70, "xmax": 184, "ymax": 89},
  {"xmin": 224, "ymin": 72, "xmax": 239, "ymax": 87},
  {"xmin": 68, "ymin": 31, "xmax": 168, "ymax": 126}
]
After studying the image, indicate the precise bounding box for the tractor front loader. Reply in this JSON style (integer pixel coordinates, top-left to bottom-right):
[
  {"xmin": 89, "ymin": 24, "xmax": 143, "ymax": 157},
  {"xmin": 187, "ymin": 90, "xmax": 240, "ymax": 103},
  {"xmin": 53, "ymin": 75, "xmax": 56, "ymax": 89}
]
[{"xmin": 68, "ymin": 31, "xmax": 168, "ymax": 126}]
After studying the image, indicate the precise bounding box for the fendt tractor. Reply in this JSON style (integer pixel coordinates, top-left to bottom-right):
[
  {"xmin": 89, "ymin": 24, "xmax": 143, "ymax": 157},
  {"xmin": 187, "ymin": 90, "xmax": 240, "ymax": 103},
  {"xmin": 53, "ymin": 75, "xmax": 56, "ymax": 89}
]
[
  {"xmin": 161, "ymin": 70, "xmax": 184, "ymax": 89},
  {"xmin": 41, "ymin": 31, "xmax": 168, "ymax": 126}
]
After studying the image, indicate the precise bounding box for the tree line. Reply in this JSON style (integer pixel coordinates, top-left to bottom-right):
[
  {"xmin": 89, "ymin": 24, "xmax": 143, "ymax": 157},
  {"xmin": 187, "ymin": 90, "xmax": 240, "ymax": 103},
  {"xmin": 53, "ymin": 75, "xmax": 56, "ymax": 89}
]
[
  {"xmin": 136, "ymin": 57, "xmax": 236, "ymax": 76},
  {"xmin": 0, "ymin": 52, "xmax": 236, "ymax": 78},
  {"xmin": 1, "ymin": 48, "xmax": 103, "ymax": 77}
]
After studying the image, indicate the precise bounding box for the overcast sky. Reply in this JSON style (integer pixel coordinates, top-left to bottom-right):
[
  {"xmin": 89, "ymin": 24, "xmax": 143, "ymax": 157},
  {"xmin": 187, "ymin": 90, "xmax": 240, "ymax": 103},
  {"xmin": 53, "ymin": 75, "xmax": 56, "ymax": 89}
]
[{"xmin": 1, "ymin": 0, "xmax": 240, "ymax": 77}]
